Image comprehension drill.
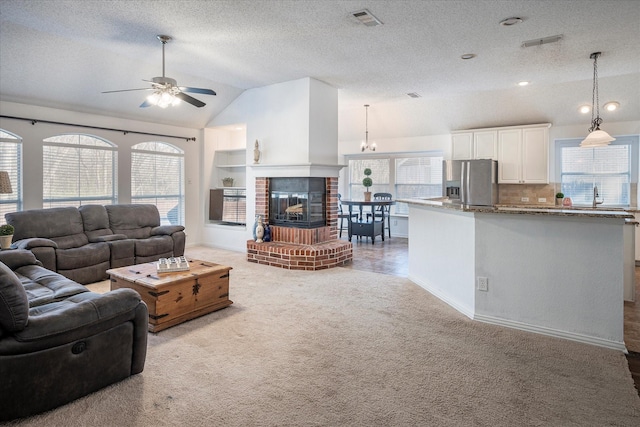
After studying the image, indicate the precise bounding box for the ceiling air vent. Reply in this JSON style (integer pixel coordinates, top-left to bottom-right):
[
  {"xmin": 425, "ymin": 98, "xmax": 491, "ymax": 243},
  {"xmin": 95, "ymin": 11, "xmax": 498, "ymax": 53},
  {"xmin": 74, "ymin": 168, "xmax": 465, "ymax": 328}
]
[
  {"xmin": 351, "ymin": 9, "xmax": 383, "ymax": 27},
  {"xmin": 522, "ymin": 34, "xmax": 563, "ymax": 48},
  {"xmin": 407, "ymin": 92, "xmax": 421, "ymax": 98}
]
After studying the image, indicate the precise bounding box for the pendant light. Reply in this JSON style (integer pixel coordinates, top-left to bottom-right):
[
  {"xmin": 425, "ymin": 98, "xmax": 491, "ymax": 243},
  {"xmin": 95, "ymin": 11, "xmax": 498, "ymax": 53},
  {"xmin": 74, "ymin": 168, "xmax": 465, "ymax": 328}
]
[
  {"xmin": 360, "ymin": 104, "xmax": 376, "ymax": 152},
  {"xmin": 580, "ymin": 52, "xmax": 615, "ymax": 147}
]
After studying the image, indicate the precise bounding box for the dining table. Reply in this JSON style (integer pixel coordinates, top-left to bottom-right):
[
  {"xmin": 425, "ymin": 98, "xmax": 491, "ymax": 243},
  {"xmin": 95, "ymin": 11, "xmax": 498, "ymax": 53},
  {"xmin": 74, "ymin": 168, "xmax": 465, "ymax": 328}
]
[{"xmin": 339, "ymin": 199, "xmax": 395, "ymax": 244}]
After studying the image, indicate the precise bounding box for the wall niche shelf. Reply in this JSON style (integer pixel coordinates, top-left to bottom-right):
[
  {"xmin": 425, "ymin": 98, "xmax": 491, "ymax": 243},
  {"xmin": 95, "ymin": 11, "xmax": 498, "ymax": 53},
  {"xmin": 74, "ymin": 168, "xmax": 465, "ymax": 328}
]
[{"xmin": 214, "ymin": 148, "xmax": 246, "ymax": 189}]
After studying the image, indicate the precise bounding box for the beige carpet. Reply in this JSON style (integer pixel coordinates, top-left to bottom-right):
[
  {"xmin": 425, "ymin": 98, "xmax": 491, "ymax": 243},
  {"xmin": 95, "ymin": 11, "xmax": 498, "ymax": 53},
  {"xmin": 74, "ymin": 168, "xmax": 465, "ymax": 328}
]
[{"xmin": 5, "ymin": 246, "xmax": 640, "ymax": 426}]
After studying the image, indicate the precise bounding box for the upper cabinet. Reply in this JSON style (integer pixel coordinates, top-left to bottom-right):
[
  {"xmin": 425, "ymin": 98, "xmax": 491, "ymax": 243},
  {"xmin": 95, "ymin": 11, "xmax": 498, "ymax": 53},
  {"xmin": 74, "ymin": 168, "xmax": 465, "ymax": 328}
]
[
  {"xmin": 451, "ymin": 130, "xmax": 497, "ymax": 160},
  {"xmin": 497, "ymin": 124, "xmax": 550, "ymax": 184},
  {"xmin": 473, "ymin": 130, "xmax": 498, "ymax": 159},
  {"xmin": 452, "ymin": 123, "xmax": 550, "ymax": 184},
  {"xmin": 451, "ymin": 132, "xmax": 473, "ymax": 159}
]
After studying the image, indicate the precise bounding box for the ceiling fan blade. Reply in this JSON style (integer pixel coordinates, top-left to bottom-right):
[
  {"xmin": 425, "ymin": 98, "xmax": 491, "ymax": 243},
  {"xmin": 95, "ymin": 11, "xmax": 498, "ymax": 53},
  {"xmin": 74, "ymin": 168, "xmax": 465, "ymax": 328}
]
[
  {"xmin": 102, "ymin": 88, "xmax": 153, "ymax": 93},
  {"xmin": 175, "ymin": 91, "xmax": 206, "ymax": 108},
  {"xmin": 180, "ymin": 86, "xmax": 217, "ymax": 96}
]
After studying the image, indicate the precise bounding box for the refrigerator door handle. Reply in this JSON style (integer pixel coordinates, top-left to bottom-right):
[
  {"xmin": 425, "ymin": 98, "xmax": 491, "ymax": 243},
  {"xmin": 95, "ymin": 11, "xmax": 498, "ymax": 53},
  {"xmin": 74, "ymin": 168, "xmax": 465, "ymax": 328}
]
[{"xmin": 461, "ymin": 161, "xmax": 467, "ymax": 204}]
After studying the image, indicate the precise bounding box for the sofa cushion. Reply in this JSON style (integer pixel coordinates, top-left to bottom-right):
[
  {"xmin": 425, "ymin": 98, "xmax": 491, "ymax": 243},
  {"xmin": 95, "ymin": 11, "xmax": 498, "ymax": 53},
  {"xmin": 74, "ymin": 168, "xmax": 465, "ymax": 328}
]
[
  {"xmin": 15, "ymin": 265, "xmax": 88, "ymax": 308},
  {"xmin": 105, "ymin": 204, "xmax": 160, "ymax": 239},
  {"xmin": 55, "ymin": 242, "xmax": 110, "ymax": 270},
  {"xmin": 6, "ymin": 207, "xmax": 83, "ymax": 241},
  {"xmin": 0, "ymin": 262, "xmax": 29, "ymax": 332},
  {"xmin": 78, "ymin": 205, "xmax": 110, "ymax": 231},
  {"xmin": 134, "ymin": 235, "xmax": 174, "ymax": 257}
]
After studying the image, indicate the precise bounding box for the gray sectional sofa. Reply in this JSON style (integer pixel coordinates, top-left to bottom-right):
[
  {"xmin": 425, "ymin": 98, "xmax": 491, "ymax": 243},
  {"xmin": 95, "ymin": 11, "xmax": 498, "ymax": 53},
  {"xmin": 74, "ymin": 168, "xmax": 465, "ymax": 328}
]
[
  {"xmin": 0, "ymin": 249, "xmax": 148, "ymax": 421},
  {"xmin": 5, "ymin": 204, "xmax": 186, "ymax": 284}
]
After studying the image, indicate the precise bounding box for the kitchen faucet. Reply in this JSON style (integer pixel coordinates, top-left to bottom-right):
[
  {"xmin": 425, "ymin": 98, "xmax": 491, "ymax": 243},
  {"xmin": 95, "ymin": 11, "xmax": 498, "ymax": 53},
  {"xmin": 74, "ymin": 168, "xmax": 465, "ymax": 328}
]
[{"xmin": 592, "ymin": 186, "xmax": 604, "ymax": 208}]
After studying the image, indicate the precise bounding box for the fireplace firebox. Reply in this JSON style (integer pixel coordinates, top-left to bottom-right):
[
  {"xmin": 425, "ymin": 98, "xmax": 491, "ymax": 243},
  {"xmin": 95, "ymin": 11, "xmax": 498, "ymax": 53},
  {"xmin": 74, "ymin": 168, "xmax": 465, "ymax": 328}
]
[{"xmin": 269, "ymin": 177, "xmax": 326, "ymax": 228}]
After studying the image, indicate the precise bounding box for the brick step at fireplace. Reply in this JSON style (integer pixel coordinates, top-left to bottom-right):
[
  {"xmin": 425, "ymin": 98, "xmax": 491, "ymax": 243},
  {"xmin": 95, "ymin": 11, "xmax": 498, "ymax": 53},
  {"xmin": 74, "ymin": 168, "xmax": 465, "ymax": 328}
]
[{"xmin": 248, "ymin": 176, "xmax": 353, "ymax": 270}]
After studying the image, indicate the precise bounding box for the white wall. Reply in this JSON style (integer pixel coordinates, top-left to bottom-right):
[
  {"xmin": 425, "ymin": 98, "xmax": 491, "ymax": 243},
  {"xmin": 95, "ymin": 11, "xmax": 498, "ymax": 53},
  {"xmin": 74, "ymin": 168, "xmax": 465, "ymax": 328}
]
[
  {"xmin": 406, "ymin": 202, "xmax": 626, "ymax": 350},
  {"xmin": 202, "ymin": 77, "xmax": 340, "ymax": 250},
  {"xmin": 0, "ymin": 101, "xmax": 203, "ymax": 241}
]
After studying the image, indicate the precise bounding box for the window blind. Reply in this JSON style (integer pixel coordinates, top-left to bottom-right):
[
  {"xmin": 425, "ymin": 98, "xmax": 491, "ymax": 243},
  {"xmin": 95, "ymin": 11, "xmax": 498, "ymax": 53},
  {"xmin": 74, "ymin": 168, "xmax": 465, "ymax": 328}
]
[
  {"xmin": 131, "ymin": 142, "xmax": 185, "ymax": 225},
  {"xmin": 559, "ymin": 140, "xmax": 633, "ymax": 206},
  {"xmin": 42, "ymin": 134, "xmax": 117, "ymax": 208},
  {"xmin": 0, "ymin": 130, "xmax": 22, "ymax": 223}
]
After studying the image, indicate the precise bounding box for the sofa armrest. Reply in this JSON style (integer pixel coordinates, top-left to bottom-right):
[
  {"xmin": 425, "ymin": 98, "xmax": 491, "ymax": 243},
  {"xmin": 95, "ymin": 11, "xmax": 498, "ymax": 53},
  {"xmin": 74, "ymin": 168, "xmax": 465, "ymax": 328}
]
[
  {"xmin": 0, "ymin": 249, "xmax": 42, "ymax": 270},
  {"xmin": 12, "ymin": 238, "xmax": 58, "ymax": 250},
  {"xmin": 151, "ymin": 225, "xmax": 185, "ymax": 236},
  {"xmin": 13, "ymin": 289, "xmax": 143, "ymax": 343},
  {"xmin": 88, "ymin": 234, "xmax": 128, "ymax": 243}
]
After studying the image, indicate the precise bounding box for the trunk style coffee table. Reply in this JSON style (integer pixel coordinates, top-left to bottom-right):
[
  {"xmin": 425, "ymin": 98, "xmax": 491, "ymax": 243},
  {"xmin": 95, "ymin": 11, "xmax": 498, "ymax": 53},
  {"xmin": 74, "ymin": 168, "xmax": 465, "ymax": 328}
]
[{"xmin": 107, "ymin": 259, "xmax": 233, "ymax": 332}]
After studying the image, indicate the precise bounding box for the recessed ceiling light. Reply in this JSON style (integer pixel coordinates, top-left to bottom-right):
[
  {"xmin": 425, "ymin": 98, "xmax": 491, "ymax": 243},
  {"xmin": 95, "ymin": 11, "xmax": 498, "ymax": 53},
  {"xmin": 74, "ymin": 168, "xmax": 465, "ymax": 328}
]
[
  {"xmin": 461, "ymin": 53, "xmax": 476, "ymax": 60},
  {"xmin": 604, "ymin": 101, "xmax": 620, "ymax": 112},
  {"xmin": 518, "ymin": 81, "xmax": 530, "ymax": 86},
  {"xmin": 500, "ymin": 17, "xmax": 523, "ymax": 26},
  {"xmin": 579, "ymin": 105, "xmax": 591, "ymax": 114}
]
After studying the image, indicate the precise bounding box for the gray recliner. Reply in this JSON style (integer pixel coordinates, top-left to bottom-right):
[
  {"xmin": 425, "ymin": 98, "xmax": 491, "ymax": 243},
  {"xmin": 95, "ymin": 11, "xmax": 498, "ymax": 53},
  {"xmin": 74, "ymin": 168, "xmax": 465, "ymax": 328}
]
[{"xmin": 0, "ymin": 249, "xmax": 148, "ymax": 421}]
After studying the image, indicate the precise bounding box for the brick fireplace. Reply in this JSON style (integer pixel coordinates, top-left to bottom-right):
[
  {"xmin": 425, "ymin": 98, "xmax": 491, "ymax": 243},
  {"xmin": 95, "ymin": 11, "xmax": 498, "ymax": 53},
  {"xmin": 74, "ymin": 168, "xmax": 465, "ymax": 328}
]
[{"xmin": 246, "ymin": 176, "xmax": 352, "ymax": 270}]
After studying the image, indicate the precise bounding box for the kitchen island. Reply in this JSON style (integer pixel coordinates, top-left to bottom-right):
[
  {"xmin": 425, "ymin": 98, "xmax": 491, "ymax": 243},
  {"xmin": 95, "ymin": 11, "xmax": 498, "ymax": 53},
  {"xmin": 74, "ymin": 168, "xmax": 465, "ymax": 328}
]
[{"xmin": 401, "ymin": 197, "xmax": 633, "ymax": 351}]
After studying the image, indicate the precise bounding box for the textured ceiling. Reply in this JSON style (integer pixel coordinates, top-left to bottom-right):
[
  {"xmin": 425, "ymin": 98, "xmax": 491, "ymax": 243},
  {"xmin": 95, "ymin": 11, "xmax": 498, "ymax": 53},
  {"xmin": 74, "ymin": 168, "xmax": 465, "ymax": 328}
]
[{"xmin": 0, "ymin": 0, "xmax": 638, "ymax": 140}]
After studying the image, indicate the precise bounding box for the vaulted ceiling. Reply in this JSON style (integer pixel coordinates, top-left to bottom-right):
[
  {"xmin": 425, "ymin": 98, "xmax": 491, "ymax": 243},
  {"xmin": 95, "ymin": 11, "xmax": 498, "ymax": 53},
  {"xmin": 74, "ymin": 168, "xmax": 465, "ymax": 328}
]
[{"xmin": 1, "ymin": 0, "xmax": 638, "ymax": 141}]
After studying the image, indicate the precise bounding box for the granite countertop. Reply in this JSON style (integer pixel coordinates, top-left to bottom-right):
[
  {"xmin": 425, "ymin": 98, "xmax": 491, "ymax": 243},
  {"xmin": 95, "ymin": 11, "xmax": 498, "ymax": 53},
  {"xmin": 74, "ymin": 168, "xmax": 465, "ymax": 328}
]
[{"xmin": 399, "ymin": 197, "xmax": 635, "ymax": 219}]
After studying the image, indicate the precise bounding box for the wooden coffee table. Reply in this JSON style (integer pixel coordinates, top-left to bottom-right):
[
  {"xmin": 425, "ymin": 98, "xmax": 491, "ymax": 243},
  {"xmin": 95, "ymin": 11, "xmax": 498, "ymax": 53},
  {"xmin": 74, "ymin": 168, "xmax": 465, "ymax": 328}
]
[{"xmin": 107, "ymin": 259, "xmax": 233, "ymax": 332}]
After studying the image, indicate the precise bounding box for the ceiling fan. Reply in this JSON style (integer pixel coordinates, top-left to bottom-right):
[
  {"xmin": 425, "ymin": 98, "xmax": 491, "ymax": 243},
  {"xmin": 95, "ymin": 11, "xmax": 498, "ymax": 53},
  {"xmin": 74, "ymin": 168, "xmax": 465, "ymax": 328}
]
[{"xmin": 102, "ymin": 35, "xmax": 216, "ymax": 108}]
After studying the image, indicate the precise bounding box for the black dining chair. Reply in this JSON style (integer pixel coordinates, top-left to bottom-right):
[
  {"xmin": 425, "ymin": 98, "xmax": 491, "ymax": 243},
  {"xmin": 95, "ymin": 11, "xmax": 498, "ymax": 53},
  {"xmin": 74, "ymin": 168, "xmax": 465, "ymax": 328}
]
[
  {"xmin": 338, "ymin": 194, "xmax": 358, "ymax": 238},
  {"xmin": 372, "ymin": 192, "xmax": 392, "ymax": 238}
]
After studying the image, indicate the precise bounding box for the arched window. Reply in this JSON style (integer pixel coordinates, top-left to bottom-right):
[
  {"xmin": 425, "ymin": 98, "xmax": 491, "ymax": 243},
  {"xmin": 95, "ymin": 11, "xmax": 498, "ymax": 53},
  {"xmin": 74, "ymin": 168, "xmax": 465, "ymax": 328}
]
[
  {"xmin": 0, "ymin": 129, "xmax": 22, "ymax": 224},
  {"xmin": 43, "ymin": 134, "xmax": 117, "ymax": 208},
  {"xmin": 131, "ymin": 142, "xmax": 185, "ymax": 225}
]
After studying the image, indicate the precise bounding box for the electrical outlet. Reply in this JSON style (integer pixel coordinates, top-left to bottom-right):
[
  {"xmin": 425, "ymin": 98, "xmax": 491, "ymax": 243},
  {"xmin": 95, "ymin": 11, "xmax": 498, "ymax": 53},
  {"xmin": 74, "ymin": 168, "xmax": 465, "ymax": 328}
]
[
  {"xmin": 538, "ymin": 197, "xmax": 546, "ymax": 203},
  {"xmin": 477, "ymin": 277, "xmax": 489, "ymax": 292},
  {"xmin": 393, "ymin": 220, "xmax": 398, "ymax": 226},
  {"xmin": 521, "ymin": 197, "xmax": 529, "ymax": 202}
]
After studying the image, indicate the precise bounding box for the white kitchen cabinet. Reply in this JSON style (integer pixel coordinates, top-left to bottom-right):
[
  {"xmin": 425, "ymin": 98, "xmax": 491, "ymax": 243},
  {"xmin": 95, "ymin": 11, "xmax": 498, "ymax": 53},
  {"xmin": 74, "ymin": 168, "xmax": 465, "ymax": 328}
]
[
  {"xmin": 473, "ymin": 130, "xmax": 497, "ymax": 159},
  {"xmin": 497, "ymin": 124, "xmax": 549, "ymax": 184},
  {"xmin": 451, "ymin": 132, "xmax": 473, "ymax": 160},
  {"xmin": 451, "ymin": 131, "xmax": 497, "ymax": 160}
]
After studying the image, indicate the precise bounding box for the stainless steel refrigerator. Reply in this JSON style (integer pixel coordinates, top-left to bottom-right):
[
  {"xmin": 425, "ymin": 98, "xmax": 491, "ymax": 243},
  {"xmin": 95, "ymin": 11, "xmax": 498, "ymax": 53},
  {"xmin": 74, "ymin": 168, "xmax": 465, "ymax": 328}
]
[{"xmin": 442, "ymin": 159, "xmax": 498, "ymax": 206}]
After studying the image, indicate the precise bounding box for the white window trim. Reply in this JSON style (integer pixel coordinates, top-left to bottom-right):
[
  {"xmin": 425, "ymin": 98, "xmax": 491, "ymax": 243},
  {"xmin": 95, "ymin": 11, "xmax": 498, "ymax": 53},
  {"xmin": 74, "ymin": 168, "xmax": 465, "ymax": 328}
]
[{"xmin": 554, "ymin": 135, "xmax": 638, "ymax": 207}]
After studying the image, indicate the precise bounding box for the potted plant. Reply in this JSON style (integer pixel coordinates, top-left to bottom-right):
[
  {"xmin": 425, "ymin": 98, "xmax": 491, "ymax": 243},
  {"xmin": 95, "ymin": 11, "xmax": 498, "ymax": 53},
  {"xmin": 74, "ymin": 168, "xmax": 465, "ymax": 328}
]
[
  {"xmin": 555, "ymin": 192, "xmax": 564, "ymax": 206},
  {"xmin": 0, "ymin": 224, "xmax": 14, "ymax": 250},
  {"xmin": 222, "ymin": 177, "xmax": 234, "ymax": 187},
  {"xmin": 363, "ymin": 168, "xmax": 373, "ymax": 201}
]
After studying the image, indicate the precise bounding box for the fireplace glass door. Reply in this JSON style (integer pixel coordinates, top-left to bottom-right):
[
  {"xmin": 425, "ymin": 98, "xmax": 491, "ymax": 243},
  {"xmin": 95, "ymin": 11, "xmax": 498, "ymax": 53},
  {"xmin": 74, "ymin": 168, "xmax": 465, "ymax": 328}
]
[{"xmin": 269, "ymin": 178, "xmax": 326, "ymax": 228}]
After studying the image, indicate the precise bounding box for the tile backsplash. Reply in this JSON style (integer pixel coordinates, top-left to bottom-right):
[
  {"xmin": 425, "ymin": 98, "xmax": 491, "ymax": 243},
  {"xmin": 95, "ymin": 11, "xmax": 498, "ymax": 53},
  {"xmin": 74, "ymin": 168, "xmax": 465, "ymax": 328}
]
[
  {"xmin": 499, "ymin": 184, "xmax": 557, "ymax": 206},
  {"xmin": 498, "ymin": 183, "xmax": 637, "ymax": 207}
]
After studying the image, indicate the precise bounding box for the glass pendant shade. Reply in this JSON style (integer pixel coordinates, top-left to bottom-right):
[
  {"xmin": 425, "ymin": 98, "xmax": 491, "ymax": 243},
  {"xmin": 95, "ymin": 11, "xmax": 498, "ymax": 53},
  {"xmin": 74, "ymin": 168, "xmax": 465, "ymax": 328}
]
[{"xmin": 580, "ymin": 129, "xmax": 616, "ymax": 147}]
